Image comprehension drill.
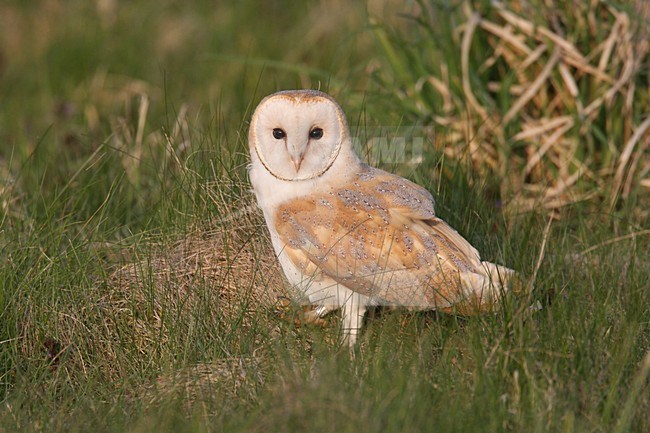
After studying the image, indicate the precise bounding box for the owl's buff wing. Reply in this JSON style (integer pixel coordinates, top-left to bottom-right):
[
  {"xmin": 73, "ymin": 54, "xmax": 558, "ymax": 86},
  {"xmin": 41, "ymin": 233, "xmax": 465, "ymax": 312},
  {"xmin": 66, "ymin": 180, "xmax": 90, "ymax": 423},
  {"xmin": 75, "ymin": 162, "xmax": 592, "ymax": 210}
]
[{"xmin": 274, "ymin": 166, "xmax": 515, "ymax": 312}]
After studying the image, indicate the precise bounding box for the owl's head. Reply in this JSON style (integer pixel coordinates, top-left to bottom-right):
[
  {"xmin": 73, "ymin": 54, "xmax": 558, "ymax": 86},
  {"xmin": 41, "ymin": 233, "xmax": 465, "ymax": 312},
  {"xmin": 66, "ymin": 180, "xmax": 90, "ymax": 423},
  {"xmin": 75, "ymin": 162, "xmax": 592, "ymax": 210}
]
[{"xmin": 249, "ymin": 90, "xmax": 352, "ymax": 181}]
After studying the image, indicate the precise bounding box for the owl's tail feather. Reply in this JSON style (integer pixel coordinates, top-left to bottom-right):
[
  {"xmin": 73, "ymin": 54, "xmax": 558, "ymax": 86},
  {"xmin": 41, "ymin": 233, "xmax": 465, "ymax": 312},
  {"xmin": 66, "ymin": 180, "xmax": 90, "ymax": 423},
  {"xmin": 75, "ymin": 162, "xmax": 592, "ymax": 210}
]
[{"xmin": 440, "ymin": 261, "xmax": 531, "ymax": 315}]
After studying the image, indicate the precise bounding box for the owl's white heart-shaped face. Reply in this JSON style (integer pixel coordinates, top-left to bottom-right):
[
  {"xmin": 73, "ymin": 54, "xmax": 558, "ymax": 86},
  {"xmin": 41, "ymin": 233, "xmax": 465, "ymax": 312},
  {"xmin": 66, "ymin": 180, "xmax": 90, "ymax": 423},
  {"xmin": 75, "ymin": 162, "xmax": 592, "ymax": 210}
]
[{"xmin": 249, "ymin": 90, "xmax": 349, "ymax": 181}]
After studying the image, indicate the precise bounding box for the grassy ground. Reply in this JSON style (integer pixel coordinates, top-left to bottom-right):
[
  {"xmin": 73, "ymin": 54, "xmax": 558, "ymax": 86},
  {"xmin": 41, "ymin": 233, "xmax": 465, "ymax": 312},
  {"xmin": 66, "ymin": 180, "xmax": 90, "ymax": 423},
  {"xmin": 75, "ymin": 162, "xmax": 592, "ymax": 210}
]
[{"xmin": 1, "ymin": 1, "xmax": 649, "ymax": 432}]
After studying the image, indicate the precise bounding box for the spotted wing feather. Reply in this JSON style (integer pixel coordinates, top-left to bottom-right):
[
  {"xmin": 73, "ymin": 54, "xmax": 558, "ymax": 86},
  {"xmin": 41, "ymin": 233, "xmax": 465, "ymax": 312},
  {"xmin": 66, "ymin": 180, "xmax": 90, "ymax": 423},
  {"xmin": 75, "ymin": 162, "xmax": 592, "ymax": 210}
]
[{"xmin": 275, "ymin": 166, "xmax": 494, "ymax": 309}]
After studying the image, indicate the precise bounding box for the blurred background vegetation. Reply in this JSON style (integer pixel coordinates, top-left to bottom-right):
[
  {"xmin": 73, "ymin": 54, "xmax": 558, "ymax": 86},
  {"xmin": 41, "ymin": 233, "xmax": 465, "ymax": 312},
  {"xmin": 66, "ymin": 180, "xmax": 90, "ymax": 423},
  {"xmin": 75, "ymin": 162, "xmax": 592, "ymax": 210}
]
[
  {"xmin": 0, "ymin": 0, "xmax": 375, "ymax": 230},
  {"xmin": 2, "ymin": 0, "xmax": 648, "ymax": 224},
  {"xmin": 0, "ymin": 1, "xmax": 648, "ymax": 432}
]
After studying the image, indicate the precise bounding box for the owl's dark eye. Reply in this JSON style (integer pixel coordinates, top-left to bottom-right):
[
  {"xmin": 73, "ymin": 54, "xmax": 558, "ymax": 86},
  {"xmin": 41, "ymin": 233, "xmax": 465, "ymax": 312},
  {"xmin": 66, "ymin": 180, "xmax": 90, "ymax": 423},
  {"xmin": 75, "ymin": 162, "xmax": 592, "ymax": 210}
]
[
  {"xmin": 272, "ymin": 128, "xmax": 286, "ymax": 140},
  {"xmin": 309, "ymin": 127, "xmax": 324, "ymax": 140}
]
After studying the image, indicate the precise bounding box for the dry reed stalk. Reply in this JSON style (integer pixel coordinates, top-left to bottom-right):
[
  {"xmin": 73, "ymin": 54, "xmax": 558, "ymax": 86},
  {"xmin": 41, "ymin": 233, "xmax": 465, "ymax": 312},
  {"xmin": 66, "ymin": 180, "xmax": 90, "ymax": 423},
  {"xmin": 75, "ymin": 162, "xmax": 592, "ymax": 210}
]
[
  {"xmin": 610, "ymin": 116, "xmax": 650, "ymax": 207},
  {"xmin": 503, "ymin": 48, "xmax": 561, "ymax": 125},
  {"xmin": 461, "ymin": 14, "xmax": 493, "ymax": 137}
]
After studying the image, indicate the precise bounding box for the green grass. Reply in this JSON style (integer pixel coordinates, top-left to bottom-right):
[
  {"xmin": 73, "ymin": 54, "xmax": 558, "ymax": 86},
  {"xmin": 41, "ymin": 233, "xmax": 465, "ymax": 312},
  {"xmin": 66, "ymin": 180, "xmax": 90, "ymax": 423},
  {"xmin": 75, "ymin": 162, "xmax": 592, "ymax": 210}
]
[{"xmin": 1, "ymin": 1, "xmax": 649, "ymax": 432}]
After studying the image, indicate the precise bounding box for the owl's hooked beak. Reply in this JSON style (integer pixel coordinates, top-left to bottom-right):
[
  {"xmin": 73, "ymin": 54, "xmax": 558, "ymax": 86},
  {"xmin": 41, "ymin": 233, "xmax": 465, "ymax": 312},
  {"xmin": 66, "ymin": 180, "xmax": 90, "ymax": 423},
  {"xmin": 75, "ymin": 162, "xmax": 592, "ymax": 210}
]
[
  {"xmin": 291, "ymin": 154, "xmax": 305, "ymax": 172},
  {"xmin": 287, "ymin": 141, "xmax": 307, "ymax": 173}
]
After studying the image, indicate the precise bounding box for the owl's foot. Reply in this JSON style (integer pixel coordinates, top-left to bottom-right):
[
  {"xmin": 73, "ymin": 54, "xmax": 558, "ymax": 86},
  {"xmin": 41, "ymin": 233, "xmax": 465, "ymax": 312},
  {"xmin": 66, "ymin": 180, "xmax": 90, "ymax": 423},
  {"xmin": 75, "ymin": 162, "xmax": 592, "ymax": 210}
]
[
  {"xmin": 275, "ymin": 297, "xmax": 335, "ymax": 327},
  {"xmin": 302, "ymin": 304, "xmax": 338, "ymax": 326}
]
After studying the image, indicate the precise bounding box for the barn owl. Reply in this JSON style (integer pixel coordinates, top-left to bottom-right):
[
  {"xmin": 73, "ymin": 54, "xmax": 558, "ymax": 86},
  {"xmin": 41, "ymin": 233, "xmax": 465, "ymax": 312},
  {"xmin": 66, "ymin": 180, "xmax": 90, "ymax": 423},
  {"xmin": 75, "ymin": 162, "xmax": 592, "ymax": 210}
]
[{"xmin": 248, "ymin": 90, "xmax": 520, "ymax": 346}]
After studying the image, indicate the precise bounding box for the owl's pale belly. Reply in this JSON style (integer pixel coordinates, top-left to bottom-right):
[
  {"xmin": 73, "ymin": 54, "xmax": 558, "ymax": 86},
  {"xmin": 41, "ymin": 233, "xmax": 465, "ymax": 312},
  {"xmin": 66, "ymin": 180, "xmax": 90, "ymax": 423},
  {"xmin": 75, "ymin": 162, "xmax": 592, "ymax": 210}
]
[{"xmin": 266, "ymin": 221, "xmax": 372, "ymax": 308}]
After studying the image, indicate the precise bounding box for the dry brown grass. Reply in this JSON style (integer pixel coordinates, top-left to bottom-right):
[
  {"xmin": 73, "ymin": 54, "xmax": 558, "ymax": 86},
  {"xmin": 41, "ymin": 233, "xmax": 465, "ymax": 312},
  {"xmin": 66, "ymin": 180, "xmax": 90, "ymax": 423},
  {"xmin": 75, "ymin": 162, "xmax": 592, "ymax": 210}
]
[
  {"xmin": 456, "ymin": 1, "xmax": 649, "ymax": 214},
  {"xmin": 107, "ymin": 221, "xmax": 286, "ymax": 352},
  {"xmin": 374, "ymin": 0, "xmax": 650, "ymax": 217}
]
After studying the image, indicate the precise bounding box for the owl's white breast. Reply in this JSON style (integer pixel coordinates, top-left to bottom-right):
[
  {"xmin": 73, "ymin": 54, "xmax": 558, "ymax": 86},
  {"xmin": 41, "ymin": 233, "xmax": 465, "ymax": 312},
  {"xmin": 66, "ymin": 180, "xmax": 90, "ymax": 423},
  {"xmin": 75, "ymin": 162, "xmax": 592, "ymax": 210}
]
[
  {"xmin": 249, "ymin": 147, "xmax": 363, "ymax": 305},
  {"xmin": 249, "ymin": 153, "xmax": 314, "ymax": 290}
]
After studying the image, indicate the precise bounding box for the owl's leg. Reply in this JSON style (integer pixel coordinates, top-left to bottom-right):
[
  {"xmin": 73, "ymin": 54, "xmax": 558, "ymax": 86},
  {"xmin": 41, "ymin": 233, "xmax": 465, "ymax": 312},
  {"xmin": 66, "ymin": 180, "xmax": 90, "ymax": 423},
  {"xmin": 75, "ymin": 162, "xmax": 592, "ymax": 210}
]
[{"xmin": 341, "ymin": 293, "xmax": 367, "ymax": 347}]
